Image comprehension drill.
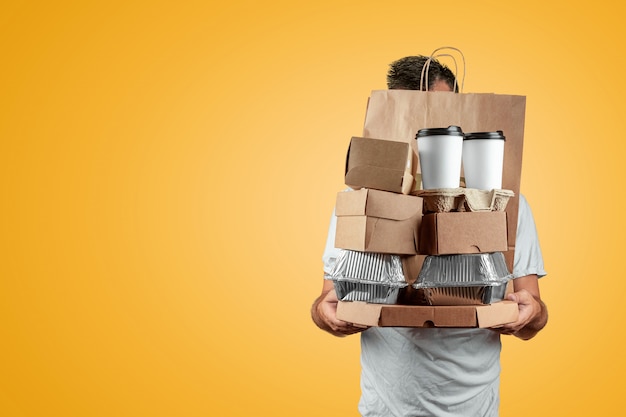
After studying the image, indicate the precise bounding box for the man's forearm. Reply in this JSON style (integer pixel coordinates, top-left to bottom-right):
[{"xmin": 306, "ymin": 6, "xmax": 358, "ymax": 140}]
[{"xmin": 311, "ymin": 295, "xmax": 330, "ymax": 332}]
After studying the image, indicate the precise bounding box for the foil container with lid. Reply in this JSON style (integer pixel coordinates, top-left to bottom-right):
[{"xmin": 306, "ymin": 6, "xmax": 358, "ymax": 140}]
[
  {"xmin": 326, "ymin": 249, "xmax": 407, "ymax": 304},
  {"xmin": 414, "ymin": 253, "xmax": 512, "ymax": 305},
  {"xmin": 414, "ymin": 252, "xmax": 512, "ymax": 289}
]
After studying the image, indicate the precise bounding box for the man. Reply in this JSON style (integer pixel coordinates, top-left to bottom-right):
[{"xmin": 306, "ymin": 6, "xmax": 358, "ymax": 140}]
[{"xmin": 311, "ymin": 55, "xmax": 548, "ymax": 416}]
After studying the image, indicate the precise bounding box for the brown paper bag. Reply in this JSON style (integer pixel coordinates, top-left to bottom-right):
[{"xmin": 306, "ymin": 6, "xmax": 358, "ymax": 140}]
[{"xmin": 361, "ymin": 89, "xmax": 526, "ymax": 271}]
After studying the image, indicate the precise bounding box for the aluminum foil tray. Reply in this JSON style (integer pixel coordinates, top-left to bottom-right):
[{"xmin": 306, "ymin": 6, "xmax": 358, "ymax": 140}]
[
  {"xmin": 414, "ymin": 252, "xmax": 512, "ymax": 289},
  {"xmin": 326, "ymin": 250, "xmax": 408, "ymax": 304},
  {"xmin": 334, "ymin": 281, "xmax": 404, "ymax": 304}
]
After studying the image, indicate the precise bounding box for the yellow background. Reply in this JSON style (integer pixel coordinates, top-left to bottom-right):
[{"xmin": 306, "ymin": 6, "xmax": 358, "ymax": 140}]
[{"xmin": 1, "ymin": 1, "xmax": 624, "ymax": 416}]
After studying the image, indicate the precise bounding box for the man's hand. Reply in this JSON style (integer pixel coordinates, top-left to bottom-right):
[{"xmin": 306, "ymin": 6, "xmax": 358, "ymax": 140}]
[
  {"xmin": 491, "ymin": 275, "xmax": 548, "ymax": 340},
  {"xmin": 311, "ymin": 280, "xmax": 369, "ymax": 337}
]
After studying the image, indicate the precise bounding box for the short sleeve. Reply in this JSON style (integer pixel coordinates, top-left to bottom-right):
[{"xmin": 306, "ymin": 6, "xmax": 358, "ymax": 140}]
[
  {"xmin": 322, "ymin": 208, "xmax": 340, "ymax": 276},
  {"xmin": 513, "ymin": 194, "xmax": 547, "ymax": 278}
]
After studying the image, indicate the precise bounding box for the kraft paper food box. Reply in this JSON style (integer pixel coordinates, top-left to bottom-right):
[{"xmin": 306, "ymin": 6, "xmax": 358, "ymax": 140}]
[
  {"xmin": 336, "ymin": 300, "xmax": 519, "ymax": 328},
  {"xmin": 419, "ymin": 211, "xmax": 508, "ymax": 255},
  {"xmin": 334, "ymin": 188, "xmax": 422, "ymax": 255},
  {"xmin": 344, "ymin": 136, "xmax": 419, "ymax": 195}
]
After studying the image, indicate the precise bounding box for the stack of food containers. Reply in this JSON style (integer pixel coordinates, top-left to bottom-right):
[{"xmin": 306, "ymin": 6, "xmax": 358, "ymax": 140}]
[
  {"xmin": 325, "ymin": 134, "xmax": 424, "ymax": 304},
  {"xmin": 327, "ymin": 125, "xmax": 516, "ymax": 309},
  {"xmin": 413, "ymin": 127, "xmax": 513, "ymax": 305}
]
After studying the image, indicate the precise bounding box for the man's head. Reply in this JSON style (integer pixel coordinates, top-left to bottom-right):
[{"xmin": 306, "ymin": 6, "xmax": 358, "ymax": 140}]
[{"xmin": 387, "ymin": 56, "xmax": 457, "ymax": 92}]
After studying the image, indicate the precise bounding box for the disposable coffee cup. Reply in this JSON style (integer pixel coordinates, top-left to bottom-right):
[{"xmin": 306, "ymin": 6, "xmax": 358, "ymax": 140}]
[
  {"xmin": 416, "ymin": 126, "xmax": 464, "ymax": 189},
  {"xmin": 462, "ymin": 131, "xmax": 506, "ymax": 190}
]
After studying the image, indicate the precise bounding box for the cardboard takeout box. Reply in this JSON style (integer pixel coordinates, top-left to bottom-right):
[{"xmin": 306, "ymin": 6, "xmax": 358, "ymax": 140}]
[
  {"xmin": 336, "ymin": 300, "xmax": 519, "ymax": 328},
  {"xmin": 344, "ymin": 136, "xmax": 419, "ymax": 195},
  {"xmin": 335, "ymin": 188, "xmax": 422, "ymax": 255},
  {"xmin": 419, "ymin": 211, "xmax": 508, "ymax": 255}
]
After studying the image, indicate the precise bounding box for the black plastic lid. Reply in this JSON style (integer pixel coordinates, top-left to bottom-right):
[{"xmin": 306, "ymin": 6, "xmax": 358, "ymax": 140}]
[
  {"xmin": 415, "ymin": 125, "xmax": 464, "ymax": 138},
  {"xmin": 464, "ymin": 131, "xmax": 506, "ymax": 141}
]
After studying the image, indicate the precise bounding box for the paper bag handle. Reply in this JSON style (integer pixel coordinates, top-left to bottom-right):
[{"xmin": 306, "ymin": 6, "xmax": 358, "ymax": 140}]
[{"xmin": 420, "ymin": 46, "xmax": 466, "ymax": 93}]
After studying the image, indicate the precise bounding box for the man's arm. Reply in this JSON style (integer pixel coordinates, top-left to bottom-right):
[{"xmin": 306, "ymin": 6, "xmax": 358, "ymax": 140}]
[
  {"xmin": 311, "ymin": 278, "xmax": 369, "ymax": 337},
  {"xmin": 494, "ymin": 274, "xmax": 548, "ymax": 340}
]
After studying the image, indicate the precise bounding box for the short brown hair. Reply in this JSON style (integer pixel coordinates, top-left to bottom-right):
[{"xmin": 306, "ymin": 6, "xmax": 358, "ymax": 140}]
[{"xmin": 387, "ymin": 56, "xmax": 457, "ymax": 91}]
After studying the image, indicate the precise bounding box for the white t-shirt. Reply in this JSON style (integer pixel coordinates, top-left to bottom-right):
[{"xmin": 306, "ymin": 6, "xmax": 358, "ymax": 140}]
[{"xmin": 322, "ymin": 194, "xmax": 546, "ymax": 416}]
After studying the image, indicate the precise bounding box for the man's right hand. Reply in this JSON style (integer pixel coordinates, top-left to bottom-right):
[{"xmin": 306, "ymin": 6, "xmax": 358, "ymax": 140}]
[{"xmin": 311, "ymin": 280, "xmax": 369, "ymax": 337}]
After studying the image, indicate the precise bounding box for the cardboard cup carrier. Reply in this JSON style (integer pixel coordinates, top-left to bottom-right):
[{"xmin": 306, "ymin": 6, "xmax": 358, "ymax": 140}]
[
  {"xmin": 416, "ymin": 126, "xmax": 464, "ymax": 189},
  {"xmin": 462, "ymin": 130, "xmax": 506, "ymax": 190}
]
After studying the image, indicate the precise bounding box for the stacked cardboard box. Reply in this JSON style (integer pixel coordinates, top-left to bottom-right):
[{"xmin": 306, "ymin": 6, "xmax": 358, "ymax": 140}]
[{"xmin": 330, "ymin": 136, "xmax": 519, "ymax": 328}]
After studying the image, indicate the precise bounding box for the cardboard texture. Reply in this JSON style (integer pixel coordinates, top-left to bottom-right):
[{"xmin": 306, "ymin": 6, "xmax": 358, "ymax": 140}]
[
  {"xmin": 336, "ymin": 300, "xmax": 519, "ymax": 328},
  {"xmin": 344, "ymin": 136, "xmax": 419, "ymax": 195},
  {"xmin": 419, "ymin": 211, "xmax": 508, "ymax": 255},
  {"xmin": 335, "ymin": 189, "xmax": 422, "ymax": 255},
  {"xmin": 361, "ymin": 90, "xmax": 525, "ymax": 271}
]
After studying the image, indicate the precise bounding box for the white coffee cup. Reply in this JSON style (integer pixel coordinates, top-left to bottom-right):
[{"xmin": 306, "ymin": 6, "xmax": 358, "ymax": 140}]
[
  {"xmin": 416, "ymin": 126, "xmax": 464, "ymax": 189},
  {"xmin": 462, "ymin": 131, "xmax": 506, "ymax": 190}
]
